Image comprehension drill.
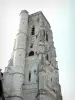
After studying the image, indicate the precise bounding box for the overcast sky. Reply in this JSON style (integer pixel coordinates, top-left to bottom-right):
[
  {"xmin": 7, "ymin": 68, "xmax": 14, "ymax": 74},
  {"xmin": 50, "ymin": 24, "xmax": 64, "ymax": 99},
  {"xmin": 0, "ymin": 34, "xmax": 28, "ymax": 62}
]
[{"xmin": 0, "ymin": 0, "xmax": 75, "ymax": 100}]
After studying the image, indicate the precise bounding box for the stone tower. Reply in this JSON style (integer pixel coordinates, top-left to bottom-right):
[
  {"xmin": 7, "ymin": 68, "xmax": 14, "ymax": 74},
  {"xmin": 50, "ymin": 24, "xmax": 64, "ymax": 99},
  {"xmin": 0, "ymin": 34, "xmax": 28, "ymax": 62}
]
[{"xmin": 2, "ymin": 10, "xmax": 62, "ymax": 100}]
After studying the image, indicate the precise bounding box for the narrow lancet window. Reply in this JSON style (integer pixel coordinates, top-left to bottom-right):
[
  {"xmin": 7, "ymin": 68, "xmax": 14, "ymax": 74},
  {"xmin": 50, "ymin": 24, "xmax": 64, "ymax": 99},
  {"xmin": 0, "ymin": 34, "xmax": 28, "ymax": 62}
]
[
  {"xmin": 29, "ymin": 72, "xmax": 31, "ymax": 82},
  {"xmin": 46, "ymin": 54, "xmax": 48, "ymax": 60},
  {"xmin": 46, "ymin": 33, "xmax": 48, "ymax": 41},
  {"xmin": 43, "ymin": 30, "xmax": 45, "ymax": 37}
]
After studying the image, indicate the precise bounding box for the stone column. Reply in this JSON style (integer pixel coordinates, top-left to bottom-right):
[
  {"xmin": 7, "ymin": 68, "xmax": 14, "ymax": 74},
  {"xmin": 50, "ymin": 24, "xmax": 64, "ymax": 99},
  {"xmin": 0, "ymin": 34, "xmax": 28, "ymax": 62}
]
[
  {"xmin": 10, "ymin": 10, "xmax": 29, "ymax": 100},
  {"xmin": 13, "ymin": 10, "xmax": 28, "ymax": 67}
]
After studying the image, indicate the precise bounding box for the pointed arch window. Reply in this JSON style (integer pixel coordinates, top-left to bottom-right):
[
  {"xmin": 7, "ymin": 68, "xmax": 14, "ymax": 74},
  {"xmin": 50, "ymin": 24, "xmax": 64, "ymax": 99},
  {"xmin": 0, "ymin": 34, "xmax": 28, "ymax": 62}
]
[{"xmin": 29, "ymin": 51, "xmax": 34, "ymax": 56}]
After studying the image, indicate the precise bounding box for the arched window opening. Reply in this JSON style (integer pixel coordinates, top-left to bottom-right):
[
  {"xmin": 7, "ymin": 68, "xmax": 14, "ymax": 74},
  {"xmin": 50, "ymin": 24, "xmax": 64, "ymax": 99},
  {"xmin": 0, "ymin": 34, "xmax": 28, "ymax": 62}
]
[
  {"xmin": 46, "ymin": 54, "xmax": 48, "ymax": 60},
  {"xmin": 29, "ymin": 51, "xmax": 34, "ymax": 56},
  {"xmin": 30, "ymin": 44, "xmax": 33, "ymax": 48},
  {"xmin": 46, "ymin": 33, "xmax": 48, "ymax": 41},
  {"xmin": 31, "ymin": 26, "xmax": 35, "ymax": 35},
  {"xmin": 29, "ymin": 72, "xmax": 31, "ymax": 82}
]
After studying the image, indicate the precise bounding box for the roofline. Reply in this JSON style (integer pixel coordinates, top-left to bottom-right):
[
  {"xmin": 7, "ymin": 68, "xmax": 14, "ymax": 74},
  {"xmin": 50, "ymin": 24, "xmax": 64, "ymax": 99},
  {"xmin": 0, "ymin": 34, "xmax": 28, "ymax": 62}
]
[{"xmin": 29, "ymin": 11, "xmax": 51, "ymax": 28}]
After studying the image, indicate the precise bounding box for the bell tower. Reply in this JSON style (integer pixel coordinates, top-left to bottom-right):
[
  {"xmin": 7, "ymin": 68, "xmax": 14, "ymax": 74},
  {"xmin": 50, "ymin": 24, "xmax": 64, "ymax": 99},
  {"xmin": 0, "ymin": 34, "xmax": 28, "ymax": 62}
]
[{"xmin": 3, "ymin": 10, "xmax": 62, "ymax": 100}]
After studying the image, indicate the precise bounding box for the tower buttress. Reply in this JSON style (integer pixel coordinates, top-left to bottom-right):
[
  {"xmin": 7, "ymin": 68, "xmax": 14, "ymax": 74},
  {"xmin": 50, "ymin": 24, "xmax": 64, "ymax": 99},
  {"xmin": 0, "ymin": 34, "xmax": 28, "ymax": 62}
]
[
  {"xmin": 13, "ymin": 10, "xmax": 28, "ymax": 67},
  {"xmin": 3, "ymin": 10, "xmax": 29, "ymax": 100},
  {"xmin": 11, "ymin": 10, "xmax": 29, "ymax": 100}
]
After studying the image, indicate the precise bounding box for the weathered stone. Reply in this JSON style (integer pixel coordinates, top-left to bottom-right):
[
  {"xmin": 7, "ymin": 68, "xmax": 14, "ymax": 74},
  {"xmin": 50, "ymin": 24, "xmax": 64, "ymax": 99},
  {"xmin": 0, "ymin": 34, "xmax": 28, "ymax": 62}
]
[{"xmin": 2, "ymin": 10, "xmax": 62, "ymax": 100}]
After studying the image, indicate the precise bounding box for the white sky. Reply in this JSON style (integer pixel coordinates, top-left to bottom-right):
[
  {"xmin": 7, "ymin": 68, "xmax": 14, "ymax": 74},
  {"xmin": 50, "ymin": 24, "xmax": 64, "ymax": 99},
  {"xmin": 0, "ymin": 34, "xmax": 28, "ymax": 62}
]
[{"xmin": 0, "ymin": 0, "xmax": 75, "ymax": 100}]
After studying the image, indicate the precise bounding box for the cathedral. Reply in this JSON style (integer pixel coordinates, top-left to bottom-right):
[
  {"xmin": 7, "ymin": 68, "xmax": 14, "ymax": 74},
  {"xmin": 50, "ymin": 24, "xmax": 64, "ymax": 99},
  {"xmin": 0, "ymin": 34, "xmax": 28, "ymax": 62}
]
[{"xmin": 0, "ymin": 10, "xmax": 62, "ymax": 100}]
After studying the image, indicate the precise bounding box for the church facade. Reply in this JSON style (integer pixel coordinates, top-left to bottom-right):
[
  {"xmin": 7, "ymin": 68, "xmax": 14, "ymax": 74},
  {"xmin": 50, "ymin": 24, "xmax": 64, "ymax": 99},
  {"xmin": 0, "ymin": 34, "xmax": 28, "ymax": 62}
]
[{"xmin": 1, "ymin": 10, "xmax": 62, "ymax": 100}]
